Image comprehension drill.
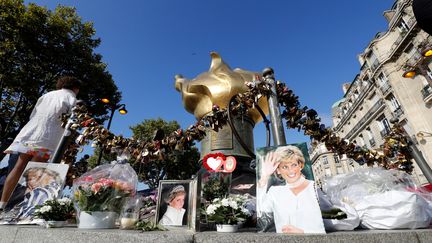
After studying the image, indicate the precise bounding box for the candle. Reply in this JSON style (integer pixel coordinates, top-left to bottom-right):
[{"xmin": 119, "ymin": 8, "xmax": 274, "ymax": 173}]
[{"xmin": 120, "ymin": 217, "xmax": 137, "ymax": 229}]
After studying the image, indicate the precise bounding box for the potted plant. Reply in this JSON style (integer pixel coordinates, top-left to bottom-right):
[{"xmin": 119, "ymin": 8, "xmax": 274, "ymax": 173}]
[
  {"xmin": 73, "ymin": 176, "xmax": 134, "ymax": 229},
  {"xmin": 205, "ymin": 195, "xmax": 251, "ymax": 232},
  {"xmin": 34, "ymin": 197, "xmax": 75, "ymax": 228}
]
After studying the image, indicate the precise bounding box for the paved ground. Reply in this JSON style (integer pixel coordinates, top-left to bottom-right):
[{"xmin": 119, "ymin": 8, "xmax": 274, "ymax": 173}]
[{"xmin": 0, "ymin": 226, "xmax": 431, "ymax": 243}]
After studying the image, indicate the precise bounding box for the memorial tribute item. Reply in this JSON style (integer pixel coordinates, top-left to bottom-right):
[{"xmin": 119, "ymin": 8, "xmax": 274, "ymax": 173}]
[
  {"xmin": 33, "ymin": 197, "xmax": 74, "ymax": 228},
  {"xmin": 156, "ymin": 180, "xmax": 194, "ymax": 229},
  {"xmin": 0, "ymin": 162, "xmax": 68, "ymax": 225},
  {"xmin": 256, "ymin": 145, "xmax": 325, "ymax": 234},
  {"xmin": 322, "ymin": 168, "xmax": 432, "ymax": 230},
  {"xmin": 205, "ymin": 194, "xmax": 251, "ymax": 233},
  {"xmin": 72, "ymin": 156, "xmax": 137, "ymax": 229}
]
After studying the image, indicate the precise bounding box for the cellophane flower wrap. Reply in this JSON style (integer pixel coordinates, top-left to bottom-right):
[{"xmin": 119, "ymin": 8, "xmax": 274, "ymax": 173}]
[{"xmin": 72, "ymin": 161, "xmax": 138, "ymax": 216}]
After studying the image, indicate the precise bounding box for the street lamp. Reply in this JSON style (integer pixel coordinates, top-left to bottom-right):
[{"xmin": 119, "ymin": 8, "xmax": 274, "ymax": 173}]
[
  {"xmin": 96, "ymin": 98, "xmax": 128, "ymax": 165},
  {"xmin": 402, "ymin": 46, "xmax": 432, "ymax": 86}
]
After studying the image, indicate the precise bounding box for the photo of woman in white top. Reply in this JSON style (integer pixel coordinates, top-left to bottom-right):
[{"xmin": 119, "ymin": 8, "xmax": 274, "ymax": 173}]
[
  {"xmin": 159, "ymin": 185, "xmax": 187, "ymax": 226},
  {"xmin": 257, "ymin": 145, "xmax": 325, "ymax": 234}
]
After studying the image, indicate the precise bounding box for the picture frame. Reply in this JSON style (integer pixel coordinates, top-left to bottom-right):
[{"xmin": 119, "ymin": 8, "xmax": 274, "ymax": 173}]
[
  {"xmin": 156, "ymin": 179, "xmax": 196, "ymax": 230},
  {"xmin": 255, "ymin": 143, "xmax": 326, "ymax": 234},
  {"xmin": 0, "ymin": 162, "xmax": 69, "ymax": 224}
]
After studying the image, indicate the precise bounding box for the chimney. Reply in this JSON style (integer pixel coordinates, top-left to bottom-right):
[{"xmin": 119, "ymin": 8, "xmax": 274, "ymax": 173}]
[
  {"xmin": 383, "ymin": 10, "xmax": 396, "ymax": 23},
  {"xmin": 342, "ymin": 83, "xmax": 351, "ymax": 95}
]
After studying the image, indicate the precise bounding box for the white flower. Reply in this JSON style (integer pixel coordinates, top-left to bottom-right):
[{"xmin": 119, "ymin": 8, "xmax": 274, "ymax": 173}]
[
  {"xmin": 206, "ymin": 204, "xmax": 218, "ymax": 215},
  {"xmin": 58, "ymin": 197, "xmax": 71, "ymax": 205},
  {"xmin": 228, "ymin": 200, "xmax": 238, "ymax": 209},
  {"xmin": 221, "ymin": 198, "xmax": 229, "ymax": 207},
  {"xmin": 39, "ymin": 205, "xmax": 52, "ymax": 213}
]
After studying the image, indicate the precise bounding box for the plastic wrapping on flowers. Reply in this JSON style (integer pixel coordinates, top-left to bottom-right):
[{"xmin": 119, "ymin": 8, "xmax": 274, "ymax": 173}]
[
  {"xmin": 322, "ymin": 167, "xmax": 423, "ymax": 206},
  {"xmin": 321, "ymin": 167, "xmax": 432, "ymax": 229},
  {"xmin": 72, "ymin": 155, "xmax": 138, "ymax": 225}
]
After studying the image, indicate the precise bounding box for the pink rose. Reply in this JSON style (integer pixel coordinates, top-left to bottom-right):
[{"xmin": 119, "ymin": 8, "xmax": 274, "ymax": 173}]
[
  {"xmin": 99, "ymin": 178, "xmax": 114, "ymax": 187},
  {"xmin": 91, "ymin": 182, "xmax": 103, "ymax": 193}
]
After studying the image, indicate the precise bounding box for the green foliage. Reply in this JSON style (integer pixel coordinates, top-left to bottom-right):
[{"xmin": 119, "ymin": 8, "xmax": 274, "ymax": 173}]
[
  {"xmin": 129, "ymin": 118, "xmax": 201, "ymax": 189},
  {"xmin": 135, "ymin": 220, "xmax": 166, "ymax": 231},
  {"xmin": 321, "ymin": 208, "xmax": 347, "ymax": 220},
  {"xmin": 202, "ymin": 174, "xmax": 229, "ymax": 201},
  {"xmin": 0, "ymin": 0, "xmax": 121, "ymax": 159}
]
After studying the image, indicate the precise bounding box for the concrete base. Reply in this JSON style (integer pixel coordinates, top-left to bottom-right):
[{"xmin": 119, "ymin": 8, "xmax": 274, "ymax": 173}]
[{"xmin": 0, "ymin": 226, "xmax": 431, "ymax": 243}]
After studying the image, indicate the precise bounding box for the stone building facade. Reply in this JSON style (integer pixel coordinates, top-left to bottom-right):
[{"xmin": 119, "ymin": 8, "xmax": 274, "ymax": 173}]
[{"xmin": 310, "ymin": 0, "xmax": 432, "ymax": 185}]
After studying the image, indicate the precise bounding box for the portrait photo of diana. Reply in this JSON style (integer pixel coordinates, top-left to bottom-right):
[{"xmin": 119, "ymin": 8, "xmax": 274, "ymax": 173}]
[
  {"xmin": 156, "ymin": 180, "xmax": 192, "ymax": 227},
  {"xmin": 256, "ymin": 145, "xmax": 326, "ymax": 234}
]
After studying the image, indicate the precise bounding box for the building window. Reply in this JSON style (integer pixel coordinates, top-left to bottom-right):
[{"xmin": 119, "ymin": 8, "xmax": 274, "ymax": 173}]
[
  {"xmin": 358, "ymin": 134, "xmax": 365, "ymax": 146},
  {"xmin": 366, "ymin": 127, "xmax": 376, "ymax": 147},
  {"xmin": 367, "ymin": 51, "xmax": 379, "ymax": 70},
  {"xmin": 388, "ymin": 94, "xmax": 401, "ymax": 111},
  {"xmin": 377, "ymin": 72, "xmax": 389, "ymax": 85},
  {"xmin": 334, "ymin": 155, "xmax": 340, "ymax": 164},
  {"xmin": 322, "ymin": 156, "xmax": 329, "ymax": 165},
  {"xmin": 397, "ymin": 19, "xmax": 409, "ymax": 33},
  {"xmin": 427, "ymin": 66, "xmax": 432, "ymax": 80},
  {"xmin": 378, "ymin": 116, "xmax": 391, "ymax": 137}
]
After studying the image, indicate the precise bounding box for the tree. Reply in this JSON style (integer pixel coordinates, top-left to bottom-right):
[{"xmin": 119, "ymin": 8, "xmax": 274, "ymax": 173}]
[
  {"xmin": 0, "ymin": 0, "xmax": 122, "ymax": 160},
  {"xmin": 129, "ymin": 118, "xmax": 201, "ymax": 189}
]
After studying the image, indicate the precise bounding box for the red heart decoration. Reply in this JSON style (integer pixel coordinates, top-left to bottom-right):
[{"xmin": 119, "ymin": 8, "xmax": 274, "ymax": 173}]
[{"xmin": 202, "ymin": 153, "xmax": 237, "ymax": 173}]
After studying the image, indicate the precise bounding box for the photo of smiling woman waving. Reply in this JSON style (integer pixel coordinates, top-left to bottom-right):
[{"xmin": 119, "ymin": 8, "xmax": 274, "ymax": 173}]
[{"xmin": 257, "ymin": 145, "xmax": 325, "ymax": 234}]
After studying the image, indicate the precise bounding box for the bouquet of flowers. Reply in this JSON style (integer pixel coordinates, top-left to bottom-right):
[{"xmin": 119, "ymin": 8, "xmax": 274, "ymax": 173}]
[
  {"xmin": 74, "ymin": 176, "xmax": 134, "ymax": 213},
  {"xmin": 205, "ymin": 195, "xmax": 251, "ymax": 225},
  {"xmin": 34, "ymin": 197, "xmax": 75, "ymax": 221}
]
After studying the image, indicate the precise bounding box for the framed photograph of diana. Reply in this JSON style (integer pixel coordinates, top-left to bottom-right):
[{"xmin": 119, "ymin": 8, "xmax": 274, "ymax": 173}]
[
  {"xmin": 156, "ymin": 180, "xmax": 193, "ymax": 228},
  {"xmin": 256, "ymin": 143, "xmax": 326, "ymax": 234}
]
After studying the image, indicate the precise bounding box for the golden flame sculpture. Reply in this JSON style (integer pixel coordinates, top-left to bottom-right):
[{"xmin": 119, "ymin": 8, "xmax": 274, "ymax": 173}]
[{"xmin": 175, "ymin": 52, "xmax": 268, "ymax": 123}]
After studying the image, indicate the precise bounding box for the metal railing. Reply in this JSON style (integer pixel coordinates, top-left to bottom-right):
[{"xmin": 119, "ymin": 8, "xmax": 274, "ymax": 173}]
[
  {"xmin": 371, "ymin": 59, "xmax": 380, "ymax": 71},
  {"xmin": 380, "ymin": 129, "xmax": 390, "ymax": 139},
  {"xmin": 379, "ymin": 81, "xmax": 391, "ymax": 94},
  {"xmin": 421, "ymin": 84, "xmax": 432, "ymax": 101},
  {"xmin": 393, "ymin": 107, "xmax": 404, "ymax": 118}
]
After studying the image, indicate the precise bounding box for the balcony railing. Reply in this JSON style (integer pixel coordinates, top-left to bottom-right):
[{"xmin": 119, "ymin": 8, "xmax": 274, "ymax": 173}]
[
  {"xmin": 370, "ymin": 59, "xmax": 380, "ymax": 71},
  {"xmin": 392, "ymin": 107, "xmax": 404, "ymax": 119},
  {"xmin": 380, "ymin": 129, "xmax": 390, "ymax": 139},
  {"xmin": 379, "ymin": 82, "xmax": 391, "ymax": 94},
  {"xmin": 369, "ymin": 138, "xmax": 376, "ymax": 147},
  {"xmin": 421, "ymin": 84, "xmax": 432, "ymax": 103},
  {"xmin": 389, "ymin": 17, "xmax": 418, "ymax": 58}
]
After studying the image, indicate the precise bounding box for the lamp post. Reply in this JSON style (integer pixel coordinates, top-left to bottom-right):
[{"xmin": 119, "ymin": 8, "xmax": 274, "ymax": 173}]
[
  {"xmin": 262, "ymin": 67, "xmax": 286, "ymax": 146},
  {"xmin": 402, "ymin": 45, "xmax": 432, "ymax": 86},
  {"xmin": 96, "ymin": 98, "xmax": 127, "ymax": 165}
]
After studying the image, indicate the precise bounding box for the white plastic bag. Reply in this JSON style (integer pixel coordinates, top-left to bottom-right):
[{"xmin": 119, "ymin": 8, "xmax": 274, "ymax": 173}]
[
  {"xmin": 355, "ymin": 190, "xmax": 431, "ymax": 229},
  {"xmin": 323, "ymin": 202, "xmax": 360, "ymax": 231},
  {"xmin": 322, "ymin": 168, "xmax": 432, "ymax": 230},
  {"xmin": 318, "ymin": 189, "xmax": 360, "ymax": 231}
]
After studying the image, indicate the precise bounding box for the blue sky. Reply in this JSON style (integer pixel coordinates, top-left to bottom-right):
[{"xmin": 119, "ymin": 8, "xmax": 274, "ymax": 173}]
[{"xmin": 3, "ymin": 0, "xmax": 396, "ymax": 165}]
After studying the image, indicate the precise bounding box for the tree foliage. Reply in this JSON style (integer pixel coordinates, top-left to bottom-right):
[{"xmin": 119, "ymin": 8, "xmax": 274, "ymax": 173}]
[
  {"xmin": 129, "ymin": 118, "xmax": 201, "ymax": 189},
  {"xmin": 0, "ymin": 0, "xmax": 121, "ymax": 159}
]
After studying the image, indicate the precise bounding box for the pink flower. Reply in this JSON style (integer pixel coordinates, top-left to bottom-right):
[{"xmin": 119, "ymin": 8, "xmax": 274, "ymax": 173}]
[
  {"xmin": 91, "ymin": 182, "xmax": 103, "ymax": 193},
  {"xmin": 83, "ymin": 176, "xmax": 93, "ymax": 182},
  {"xmin": 99, "ymin": 178, "xmax": 114, "ymax": 187}
]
